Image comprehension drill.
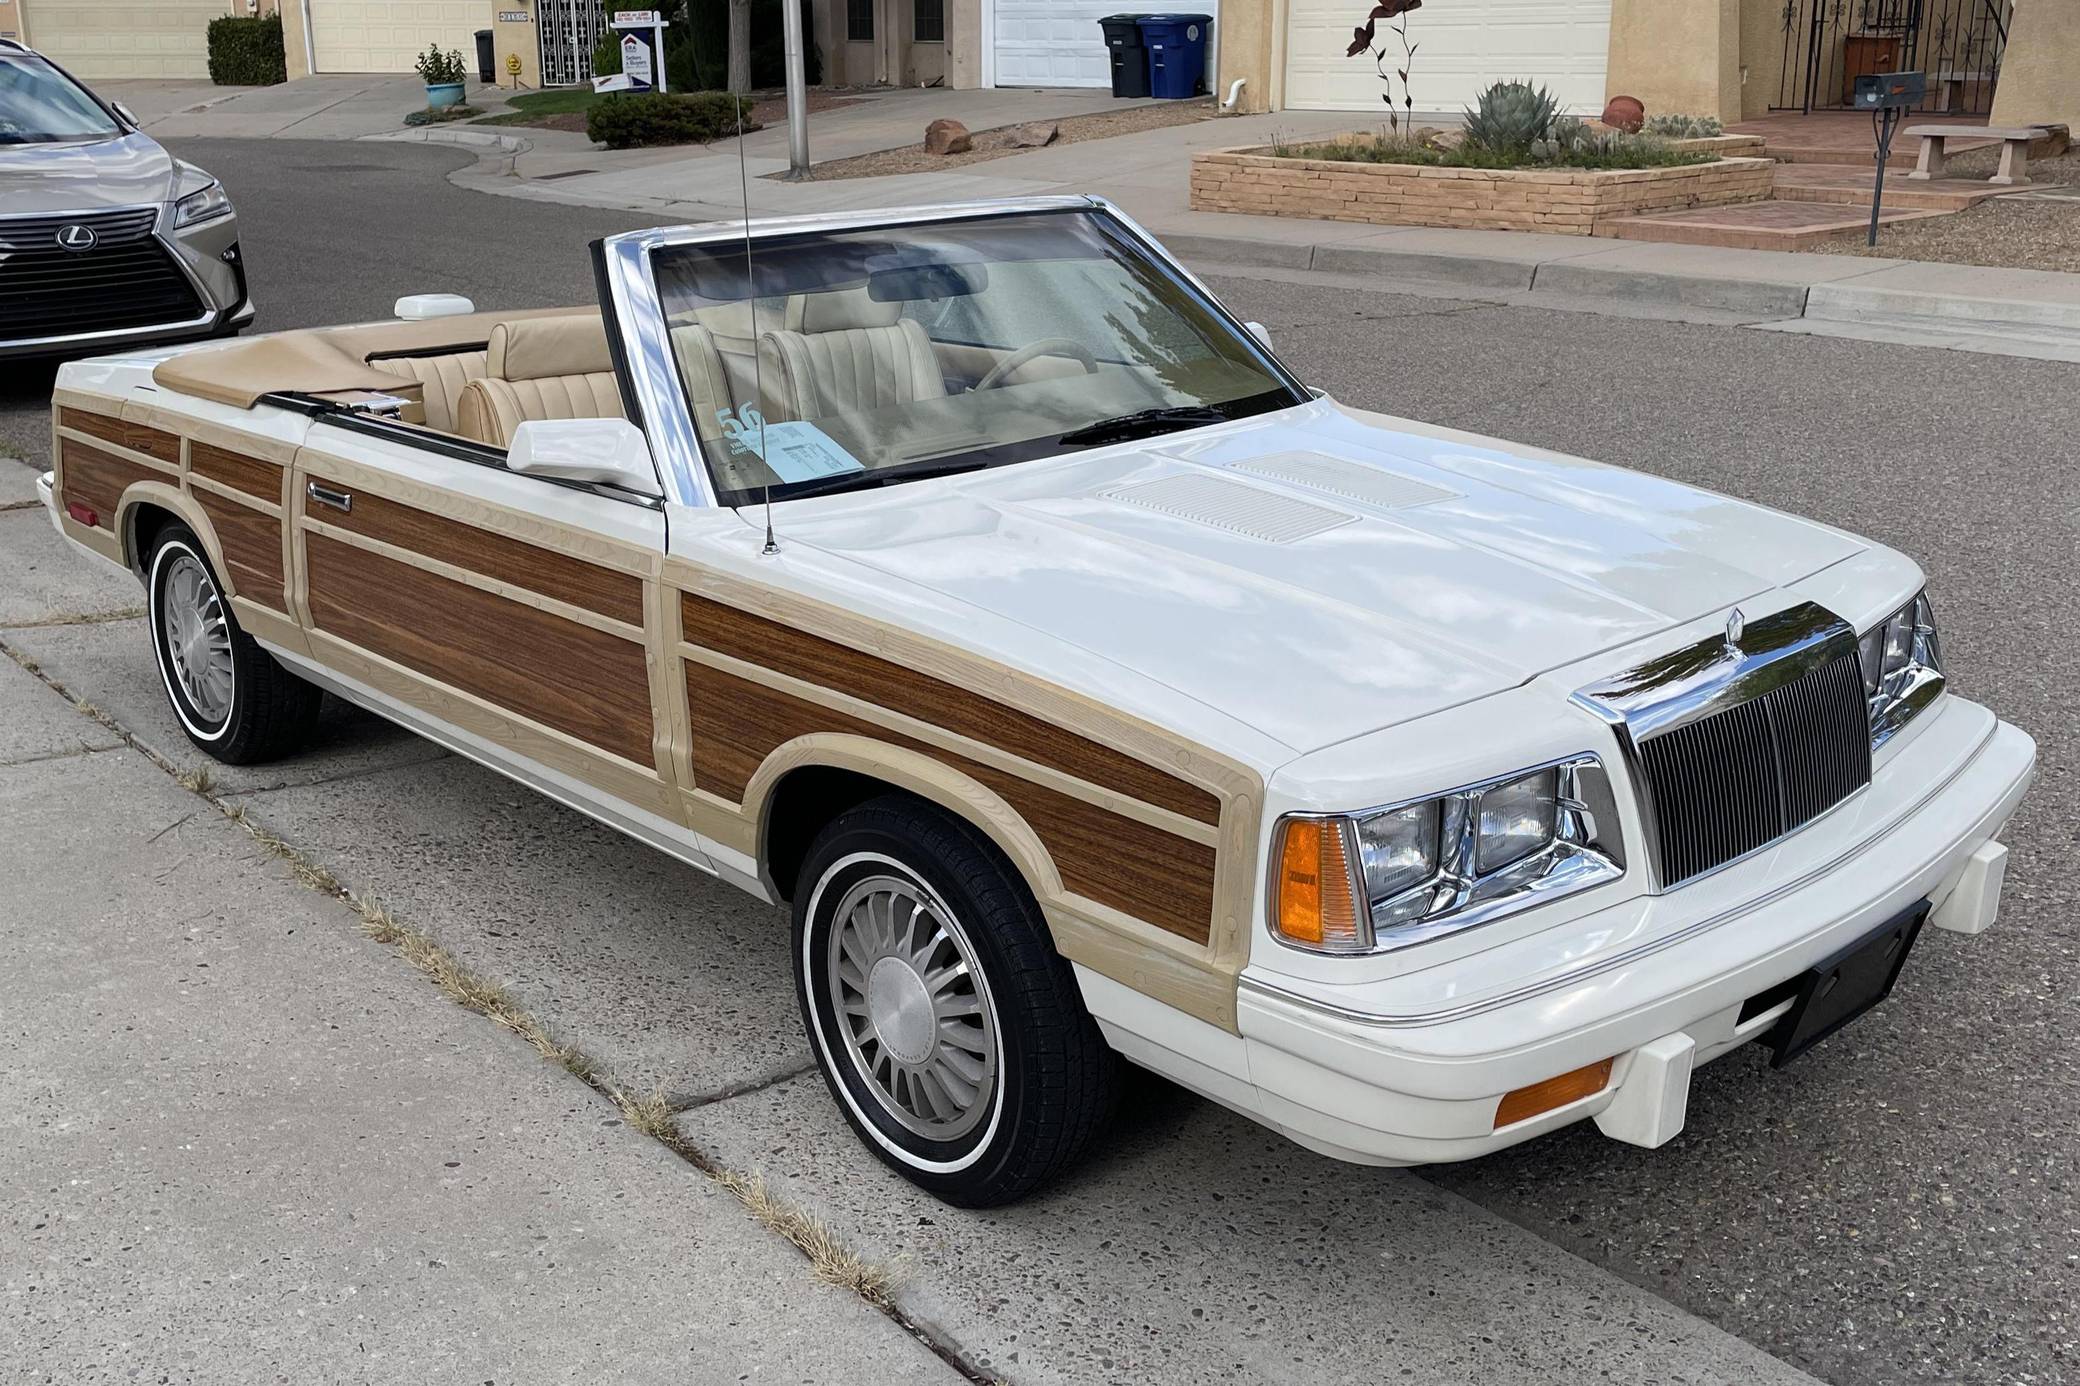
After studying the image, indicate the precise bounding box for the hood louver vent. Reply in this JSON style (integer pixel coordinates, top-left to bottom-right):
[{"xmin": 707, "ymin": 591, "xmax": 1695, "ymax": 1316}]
[
  {"xmin": 1227, "ymin": 451, "xmax": 1458, "ymax": 510},
  {"xmin": 1100, "ymin": 473, "xmax": 1357, "ymax": 544}
]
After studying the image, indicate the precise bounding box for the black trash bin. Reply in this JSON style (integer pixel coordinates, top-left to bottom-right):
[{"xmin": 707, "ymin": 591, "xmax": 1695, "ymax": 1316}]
[
  {"xmin": 475, "ymin": 29, "xmax": 495, "ymax": 84},
  {"xmin": 1100, "ymin": 15, "xmax": 1151, "ymax": 99}
]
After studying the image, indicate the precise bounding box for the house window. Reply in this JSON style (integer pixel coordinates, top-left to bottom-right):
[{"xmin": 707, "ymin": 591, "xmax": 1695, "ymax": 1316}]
[
  {"xmin": 847, "ymin": 0, "xmax": 874, "ymax": 41},
  {"xmin": 914, "ymin": 0, "xmax": 944, "ymax": 42}
]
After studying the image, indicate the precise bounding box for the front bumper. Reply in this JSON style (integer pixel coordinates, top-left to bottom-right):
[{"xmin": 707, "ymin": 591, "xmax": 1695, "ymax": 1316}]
[{"xmin": 1235, "ymin": 696, "xmax": 2035, "ymax": 1166}]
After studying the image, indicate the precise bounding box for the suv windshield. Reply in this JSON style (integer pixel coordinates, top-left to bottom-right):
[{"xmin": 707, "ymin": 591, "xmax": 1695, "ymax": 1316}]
[
  {"xmin": 651, "ymin": 209, "xmax": 1304, "ymax": 506},
  {"xmin": 0, "ymin": 54, "xmax": 122, "ymax": 144}
]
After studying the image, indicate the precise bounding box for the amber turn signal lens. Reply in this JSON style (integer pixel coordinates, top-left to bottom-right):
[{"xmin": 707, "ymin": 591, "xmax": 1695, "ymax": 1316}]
[
  {"xmin": 1493, "ymin": 1057, "xmax": 1615, "ymax": 1129},
  {"xmin": 1273, "ymin": 817, "xmax": 1365, "ymax": 951}
]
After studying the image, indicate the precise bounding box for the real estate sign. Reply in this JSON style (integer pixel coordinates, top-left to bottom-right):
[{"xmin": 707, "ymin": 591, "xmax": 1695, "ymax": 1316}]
[{"xmin": 610, "ymin": 11, "xmax": 667, "ymax": 93}]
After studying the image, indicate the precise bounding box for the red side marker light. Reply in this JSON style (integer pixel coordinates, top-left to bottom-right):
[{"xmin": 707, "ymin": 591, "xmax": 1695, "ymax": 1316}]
[{"xmin": 65, "ymin": 500, "xmax": 99, "ymax": 528}]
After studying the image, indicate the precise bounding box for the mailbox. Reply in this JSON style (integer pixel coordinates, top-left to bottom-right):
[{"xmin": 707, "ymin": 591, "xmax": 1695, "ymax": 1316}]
[{"xmin": 1853, "ymin": 70, "xmax": 1927, "ymax": 110}]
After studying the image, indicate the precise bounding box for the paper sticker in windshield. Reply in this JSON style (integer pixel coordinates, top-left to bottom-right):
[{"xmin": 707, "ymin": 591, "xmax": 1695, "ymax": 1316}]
[{"xmin": 718, "ymin": 407, "xmax": 864, "ymax": 483}]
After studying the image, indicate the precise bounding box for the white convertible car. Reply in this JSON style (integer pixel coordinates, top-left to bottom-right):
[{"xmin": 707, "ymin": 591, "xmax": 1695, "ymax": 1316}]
[{"xmin": 42, "ymin": 197, "xmax": 2034, "ymax": 1206}]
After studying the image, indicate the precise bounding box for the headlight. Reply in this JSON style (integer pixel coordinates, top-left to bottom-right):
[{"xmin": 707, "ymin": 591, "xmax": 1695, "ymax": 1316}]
[
  {"xmin": 174, "ymin": 181, "xmax": 232, "ymax": 228},
  {"xmin": 1271, "ymin": 755, "xmax": 1625, "ymax": 955},
  {"xmin": 1859, "ymin": 590, "xmax": 1943, "ymax": 749}
]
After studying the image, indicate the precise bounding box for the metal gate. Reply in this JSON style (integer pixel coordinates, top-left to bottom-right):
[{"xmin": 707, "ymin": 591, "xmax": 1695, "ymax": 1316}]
[
  {"xmin": 538, "ymin": 0, "xmax": 609, "ymax": 86},
  {"xmin": 1772, "ymin": 0, "xmax": 2010, "ymax": 114}
]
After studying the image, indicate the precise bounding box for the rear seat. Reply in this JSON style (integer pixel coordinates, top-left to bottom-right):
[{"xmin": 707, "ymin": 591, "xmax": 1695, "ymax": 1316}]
[
  {"xmin": 368, "ymin": 348, "xmax": 489, "ymax": 435},
  {"xmin": 455, "ymin": 316, "xmax": 625, "ymax": 447}
]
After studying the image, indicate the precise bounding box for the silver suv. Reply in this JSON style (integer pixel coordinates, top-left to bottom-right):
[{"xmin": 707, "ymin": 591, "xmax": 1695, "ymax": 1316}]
[{"xmin": 0, "ymin": 39, "xmax": 253, "ymax": 360}]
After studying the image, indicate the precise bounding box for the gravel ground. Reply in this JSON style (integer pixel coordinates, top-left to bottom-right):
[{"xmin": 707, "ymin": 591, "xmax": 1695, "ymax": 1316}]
[
  {"xmin": 792, "ymin": 97, "xmax": 1217, "ymax": 180},
  {"xmin": 1814, "ymin": 145, "xmax": 2080, "ymax": 273}
]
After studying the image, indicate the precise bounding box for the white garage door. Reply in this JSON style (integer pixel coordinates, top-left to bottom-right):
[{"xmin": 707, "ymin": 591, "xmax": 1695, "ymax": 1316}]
[
  {"xmin": 992, "ymin": 0, "xmax": 1115, "ymax": 88},
  {"xmin": 310, "ymin": 0, "xmax": 486, "ymax": 74},
  {"xmin": 26, "ymin": 0, "xmax": 224, "ymax": 80},
  {"xmin": 1284, "ymin": 0, "xmax": 1610, "ymax": 115}
]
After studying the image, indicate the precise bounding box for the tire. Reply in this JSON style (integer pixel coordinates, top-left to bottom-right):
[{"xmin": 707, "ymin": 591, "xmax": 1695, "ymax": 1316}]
[
  {"xmin": 147, "ymin": 523, "xmax": 320, "ymax": 765},
  {"xmin": 793, "ymin": 794, "xmax": 1120, "ymax": 1207}
]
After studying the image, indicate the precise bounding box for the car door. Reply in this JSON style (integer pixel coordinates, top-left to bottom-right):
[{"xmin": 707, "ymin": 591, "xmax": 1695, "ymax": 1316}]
[{"xmin": 284, "ymin": 413, "xmax": 707, "ymax": 868}]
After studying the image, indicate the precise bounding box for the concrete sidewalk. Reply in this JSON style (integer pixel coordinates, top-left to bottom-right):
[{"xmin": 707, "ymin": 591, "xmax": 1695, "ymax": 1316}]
[{"xmin": 0, "ymin": 647, "xmax": 958, "ymax": 1383}]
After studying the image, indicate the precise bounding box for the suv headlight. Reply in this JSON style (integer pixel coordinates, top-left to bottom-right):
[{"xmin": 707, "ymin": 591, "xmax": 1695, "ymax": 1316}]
[
  {"xmin": 1859, "ymin": 590, "xmax": 1943, "ymax": 749},
  {"xmin": 1270, "ymin": 755, "xmax": 1626, "ymax": 954},
  {"xmin": 174, "ymin": 180, "xmax": 232, "ymax": 228}
]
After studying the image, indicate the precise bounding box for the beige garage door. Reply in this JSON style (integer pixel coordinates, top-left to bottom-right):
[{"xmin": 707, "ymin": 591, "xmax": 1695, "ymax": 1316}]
[
  {"xmin": 26, "ymin": 0, "xmax": 224, "ymax": 80},
  {"xmin": 309, "ymin": 0, "xmax": 486, "ymax": 73},
  {"xmin": 1284, "ymin": 0, "xmax": 1612, "ymax": 114}
]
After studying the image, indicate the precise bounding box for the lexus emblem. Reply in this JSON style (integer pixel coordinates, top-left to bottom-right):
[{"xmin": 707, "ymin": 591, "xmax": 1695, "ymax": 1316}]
[
  {"xmin": 1725, "ymin": 607, "xmax": 1746, "ymax": 652},
  {"xmin": 55, "ymin": 224, "xmax": 97, "ymax": 252}
]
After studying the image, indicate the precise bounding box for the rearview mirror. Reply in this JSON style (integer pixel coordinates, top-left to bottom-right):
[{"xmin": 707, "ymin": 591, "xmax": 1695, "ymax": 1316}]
[
  {"xmin": 508, "ymin": 418, "xmax": 662, "ymax": 497},
  {"xmin": 1244, "ymin": 321, "xmax": 1274, "ymax": 352},
  {"xmin": 869, "ymin": 262, "xmax": 988, "ymax": 302}
]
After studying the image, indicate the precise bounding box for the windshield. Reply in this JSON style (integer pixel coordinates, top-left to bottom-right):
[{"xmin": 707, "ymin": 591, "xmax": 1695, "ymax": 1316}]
[
  {"xmin": 651, "ymin": 209, "xmax": 1304, "ymax": 506},
  {"xmin": 0, "ymin": 54, "xmax": 122, "ymax": 144}
]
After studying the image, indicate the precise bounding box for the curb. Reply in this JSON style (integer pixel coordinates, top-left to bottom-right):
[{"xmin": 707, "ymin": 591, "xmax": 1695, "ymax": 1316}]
[
  {"xmin": 1163, "ymin": 229, "xmax": 2080, "ymax": 342},
  {"xmin": 362, "ymin": 126, "xmax": 531, "ymax": 181}
]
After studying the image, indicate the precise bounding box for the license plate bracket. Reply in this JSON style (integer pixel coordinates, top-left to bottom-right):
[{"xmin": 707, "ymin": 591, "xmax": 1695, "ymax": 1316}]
[{"xmin": 1768, "ymin": 900, "xmax": 1929, "ymax": 1068}]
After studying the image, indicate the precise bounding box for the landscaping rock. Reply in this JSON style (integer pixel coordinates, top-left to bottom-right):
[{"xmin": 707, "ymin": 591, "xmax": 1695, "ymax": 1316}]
[
  {"xmin": 1602, "ymin": 96, "xmax": 1646, "ymax": 133},
  {"xmin": 1007, "ymin": 121, "xmax": 1059, "ymax": 148},
  {"xmin": 924, "ymin": 118, "xmax": 972, "ymax": 155}
]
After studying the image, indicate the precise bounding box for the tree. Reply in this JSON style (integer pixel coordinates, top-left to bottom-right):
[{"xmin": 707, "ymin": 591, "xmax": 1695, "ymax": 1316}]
[{"xmin": 728, "ymin": 0, "xmax": 751, "ymax": 92}]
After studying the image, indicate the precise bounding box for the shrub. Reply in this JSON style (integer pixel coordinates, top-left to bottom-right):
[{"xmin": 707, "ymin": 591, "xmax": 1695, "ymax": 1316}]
[
  {"xmin": 586, "ymin": 90, "xmax": 757, "ymax": 149},
  {"xmin": 593, "ymin": 33, "xmax": 622, "ymax": 76},
  {"xmin": 205, "ymin": 14, "xmax": 285, "ymax": 86},
  {"xmin": 1269, "ymin": 133, "xmax": 1712, "ymax": 172},
  {"xmin": 1463, "ymin": 80, "xmax": 1562, "ymax": 153},
  {"xmin": 1642, "ymin": 112, "xmax": 1726, "ymax": 139},
  {"xmin": 414, "ymin": 43, "xmax": 467, "ymax": 85}
]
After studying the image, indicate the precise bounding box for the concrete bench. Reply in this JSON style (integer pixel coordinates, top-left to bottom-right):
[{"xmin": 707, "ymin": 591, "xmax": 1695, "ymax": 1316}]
[{"xmin": 1905, "ymin": 124, "xmax": 2039, "ymax": 185}]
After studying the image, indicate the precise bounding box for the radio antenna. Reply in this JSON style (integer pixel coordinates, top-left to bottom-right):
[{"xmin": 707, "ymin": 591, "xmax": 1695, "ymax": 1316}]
[{"xmin": 735, "ymin": 93, "xmax": 777, "ymax": 556}]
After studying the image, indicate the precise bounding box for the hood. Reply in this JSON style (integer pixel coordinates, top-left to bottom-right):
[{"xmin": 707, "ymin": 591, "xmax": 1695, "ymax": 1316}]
[
  {"xmin": 769, "ymin": 399, "xmax": 1865, "ymax": 757},
  {"xmin": 0, "ymin": 132, "xmax": 177, "ymax": 214}
]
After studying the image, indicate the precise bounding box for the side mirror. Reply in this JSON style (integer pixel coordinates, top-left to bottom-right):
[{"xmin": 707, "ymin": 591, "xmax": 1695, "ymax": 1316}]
[
  {"xmin": 508, "ymin": 418, "xmax": 662, "ymax": 497},
  {"xmin": 1244, "ymin": 321, "xmax": 1274, "ymax": 352},
  {"xmin": 112, "ymin": 101, "xmax": 140, "ymax": 126},
  {"xmin": 394, "ymin": 292, "xmax": 476, "ymax": 320}
]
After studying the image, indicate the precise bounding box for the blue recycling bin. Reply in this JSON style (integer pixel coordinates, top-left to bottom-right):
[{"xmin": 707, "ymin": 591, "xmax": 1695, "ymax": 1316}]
[{"xmin": 1136, "ymin": 14, "xmax": 1211, "ymax": 99}]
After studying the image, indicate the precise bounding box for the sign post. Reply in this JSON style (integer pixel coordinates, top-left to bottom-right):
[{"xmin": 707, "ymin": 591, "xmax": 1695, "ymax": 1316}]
[{"xmin": 598, "ymin": 10, "xmax": 668, "ymax": 93}]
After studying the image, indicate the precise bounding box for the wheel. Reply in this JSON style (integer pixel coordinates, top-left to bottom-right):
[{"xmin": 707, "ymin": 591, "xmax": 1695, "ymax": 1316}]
[
  {"xmin": 793, "ymin": 795, "xmax": 1120, "ymax": 1207},
  {"xmin": 147, "ymin": 523, "xmax": 320, "ymax": 764}
]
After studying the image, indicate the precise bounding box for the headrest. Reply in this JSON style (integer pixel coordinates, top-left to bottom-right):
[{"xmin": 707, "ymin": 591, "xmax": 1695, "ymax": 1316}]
[
  {"xmin": 799, "ymin": 286, "xmax": 904, "ymax": 334},
  {"xmin": 488, "ymin": 315, "xmax": 613, "ymax": 381},
  {"xmin": 691, "ymin": 296, "xmax": 806, "ymax": 348}
]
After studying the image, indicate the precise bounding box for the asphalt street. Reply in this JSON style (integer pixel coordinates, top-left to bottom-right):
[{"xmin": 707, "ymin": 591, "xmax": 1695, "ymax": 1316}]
[{"xmin": 3, "ymin": 137, "xmax": 2076, "ymax": 1386}]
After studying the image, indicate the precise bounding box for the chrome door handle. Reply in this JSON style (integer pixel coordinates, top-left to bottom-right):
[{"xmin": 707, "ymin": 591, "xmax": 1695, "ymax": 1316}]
[{"xmin": 306, "ymin": 482, "xmax": 353, "ymax": 513}]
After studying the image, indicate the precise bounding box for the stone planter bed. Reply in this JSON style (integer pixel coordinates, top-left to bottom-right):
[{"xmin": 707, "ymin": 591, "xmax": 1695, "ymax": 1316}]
[{"xmin": 1189, "ymin": 141, "xmax": 1775, "ymax": 236}]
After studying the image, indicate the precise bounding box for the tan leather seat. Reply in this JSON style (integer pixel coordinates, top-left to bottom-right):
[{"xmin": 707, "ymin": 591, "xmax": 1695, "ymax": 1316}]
[
  {"xmin": 756, "ymin": 288, "xmax": 947, "ymax": 423},
  {"xmin": 455, "ymin": 316, "xmax": 624, "ymax": 447},
  {"xmin": 671, "ymin": 297, "xmax": 804, "ymax": 438},
  {"xmin": 369, "ymin": 349, "xmax": 488, "ymax": 435}
]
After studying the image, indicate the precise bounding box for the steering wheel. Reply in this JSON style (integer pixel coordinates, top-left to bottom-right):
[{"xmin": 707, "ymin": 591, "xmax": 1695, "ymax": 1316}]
[{"xmin": 973, "ymin": 337, "xmax": 1101, "ymax": 392}]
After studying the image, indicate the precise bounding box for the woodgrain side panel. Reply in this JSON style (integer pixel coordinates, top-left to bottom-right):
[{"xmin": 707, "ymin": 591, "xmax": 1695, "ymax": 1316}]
[
  {"xmin": 58, "ymin": 407, "xmax": 180, "ymax": 464},
  {"xmin": 306, "ymin": 532, "xmax": 654, "ymax": 764},
  {"xmin": 306, "ymin": 476, "xmax": 645, "ymax": 625},
  {"xmin": 195, "ymin": 489, "xmax": 286, "ymax": 610},
  {"xmin": 688, "ymin": 663, "xmax": 1217, "ymax": 944},
  {"xmin": 58, "ymin": 439, "xmax": 162, "ymax": 532},
  {"xmin": 682, "ymin": 593, "xmax": 1222, "ymax": 827},
  {"xmin": 190, "ymin": 441, "xmax": 284, "ymax": 501}
]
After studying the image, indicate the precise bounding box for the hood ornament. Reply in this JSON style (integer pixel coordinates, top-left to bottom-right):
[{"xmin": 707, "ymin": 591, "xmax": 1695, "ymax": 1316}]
[{"xmin": 1724, "ymin": 607, "xmax": 1745, "ymax": 654}]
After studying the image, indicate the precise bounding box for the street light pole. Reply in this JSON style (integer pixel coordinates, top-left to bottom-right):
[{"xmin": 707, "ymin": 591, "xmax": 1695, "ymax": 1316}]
[{"xmin": 782, "ymin": 0, "xmax": 809, "ymax": 179}]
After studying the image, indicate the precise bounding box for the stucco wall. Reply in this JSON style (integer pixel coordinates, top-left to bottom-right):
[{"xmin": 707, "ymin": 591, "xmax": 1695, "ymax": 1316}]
[
  {"xmin": 1211, "ymin": 0, "xmax": 1273, "ymax": 113},
  {"xmin": 1606, "ymin": 0, "xmax": 1741, "ymax": 122},
  {"xmin": 1991, "ymin": 0, "xmax": 2077, "ymax": 131},
  {"xmin": 0, "ymin": 0, "xmax": 24, "ymax": 44}
]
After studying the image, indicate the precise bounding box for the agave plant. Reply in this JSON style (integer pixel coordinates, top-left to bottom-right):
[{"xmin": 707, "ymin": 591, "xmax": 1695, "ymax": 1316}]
[{"xmin": 1463, "ymin": 80, "xmax": 1561, "ymax": 153}]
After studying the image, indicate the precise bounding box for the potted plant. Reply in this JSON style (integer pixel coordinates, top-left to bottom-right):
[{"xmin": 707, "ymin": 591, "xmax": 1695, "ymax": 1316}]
[{"xmin": 415, "ymin": 43, "xmax": 467, "ymax": 110}]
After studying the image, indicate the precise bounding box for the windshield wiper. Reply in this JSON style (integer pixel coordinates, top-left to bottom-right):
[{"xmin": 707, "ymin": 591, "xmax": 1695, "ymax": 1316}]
[
  {"xmin": 739, "ymin": 453, "xmax": 991, "ymax": 506},
  {"xmin": 1058, "ymin": 405, "xmax": 1230, "ymax": 447}
]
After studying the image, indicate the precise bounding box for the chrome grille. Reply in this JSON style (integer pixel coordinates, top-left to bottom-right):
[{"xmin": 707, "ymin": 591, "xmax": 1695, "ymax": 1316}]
[
  {"xmin": 0, "ymin": 206, "xmax": 203, "ymax": 341},
  {"xmin": 1574, "ymin": 602, "xmax": 1873, "ymax": 891},
  {"xmin": 1635, "ymin": 649, "xmax": 1871, "ymax": 886}
]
